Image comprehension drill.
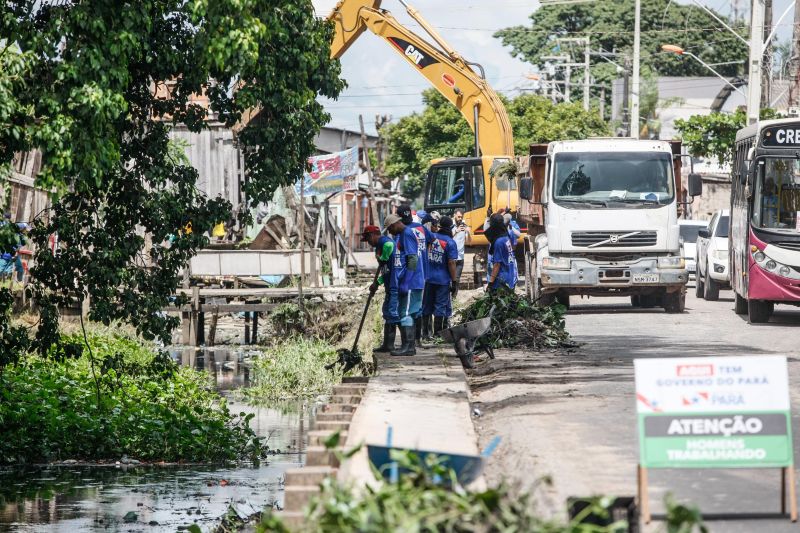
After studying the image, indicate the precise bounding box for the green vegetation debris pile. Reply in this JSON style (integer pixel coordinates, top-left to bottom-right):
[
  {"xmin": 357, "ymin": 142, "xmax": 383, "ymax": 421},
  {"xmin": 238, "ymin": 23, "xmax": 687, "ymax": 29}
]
[
  {"xmin": 459, "ymin": 291, "xmax": 574, "ymax": 350},
  {"xmin": 245, "ymin": 337, "xmax": 343, "ymax": 403}
]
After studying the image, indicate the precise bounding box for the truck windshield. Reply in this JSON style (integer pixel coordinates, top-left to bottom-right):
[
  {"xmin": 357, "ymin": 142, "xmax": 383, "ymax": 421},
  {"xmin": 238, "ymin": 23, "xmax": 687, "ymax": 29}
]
[
  {"xmin": 553, "ymin": 151, "xmax": 674, "ymax": 207},
  {"xmin": 751, "ymin": 157, "xmax": 800, "ymax": 234}
]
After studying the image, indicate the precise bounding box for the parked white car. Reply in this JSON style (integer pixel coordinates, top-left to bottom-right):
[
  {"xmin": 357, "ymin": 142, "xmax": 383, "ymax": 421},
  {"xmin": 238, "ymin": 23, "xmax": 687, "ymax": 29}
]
[
  {"xmin": 695, "ymin": 209, "xmax": 730, "ymax": 301},
  {"xmin": 678, "ymin": 219, "xmax": 708, "ymax": 280}
]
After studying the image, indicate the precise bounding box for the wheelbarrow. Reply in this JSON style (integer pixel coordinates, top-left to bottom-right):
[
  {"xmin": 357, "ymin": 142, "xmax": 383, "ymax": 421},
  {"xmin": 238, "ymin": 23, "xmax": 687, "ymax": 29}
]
[{"xmin": 440, "ymin": 306, "xmax": 496, "ymax": 369}]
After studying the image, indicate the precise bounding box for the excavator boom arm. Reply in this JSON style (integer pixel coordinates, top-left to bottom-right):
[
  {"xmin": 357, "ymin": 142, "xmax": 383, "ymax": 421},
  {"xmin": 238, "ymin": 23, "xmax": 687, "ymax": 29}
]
[{"xmin": 328, "ymin": 0, "xmax": 514, "ymax": 157}]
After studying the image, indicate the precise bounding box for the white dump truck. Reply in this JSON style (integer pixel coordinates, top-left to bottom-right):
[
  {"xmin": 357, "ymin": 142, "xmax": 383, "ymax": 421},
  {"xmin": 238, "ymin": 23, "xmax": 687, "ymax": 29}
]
[{"xmin": 517, "ymin": 138, "xmax": 702, "ymax": 313}]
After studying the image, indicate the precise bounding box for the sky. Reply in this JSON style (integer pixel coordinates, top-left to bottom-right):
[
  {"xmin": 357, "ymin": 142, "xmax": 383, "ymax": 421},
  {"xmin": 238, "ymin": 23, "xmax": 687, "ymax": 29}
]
[{"xmin": 312, "ymin": 0, "xmax": 796, "ymax": 136}]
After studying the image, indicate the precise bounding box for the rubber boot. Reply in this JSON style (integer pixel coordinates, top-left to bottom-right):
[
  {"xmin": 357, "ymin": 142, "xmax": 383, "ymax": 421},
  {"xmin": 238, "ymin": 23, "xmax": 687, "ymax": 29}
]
[
  {"xmin": 415, "ymin": 317, "xmax": 423, "ymax": 348},
  {"xmin": 391, "ymin": 325, "xmax": 416, "ymax": 356},
  {"xmin": 374, "ymin": 323, "xmax": 396, "ymax": 353},
  {"xmin": 433, "ymin": 316, "xmax": 444, "ymax": 337},
  {"xmin": 422, "ymin": 315, "xmax": 433, "ymax": 341}
]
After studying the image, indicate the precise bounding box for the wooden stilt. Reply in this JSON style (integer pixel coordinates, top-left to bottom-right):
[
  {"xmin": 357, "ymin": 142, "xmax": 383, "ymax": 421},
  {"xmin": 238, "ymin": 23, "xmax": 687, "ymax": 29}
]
[
  {"xmin": 208, "ymin": 309, "xmax": 219, "ymax": 347},
  {"xmin": 252, "ymin": 311, "xmax": 259, "ymax": 344},
  {"xmin": 181, "ymin": 311, "xmax": 191, "ymax": 345},
  {"xmin": 637, "ymin": 464, "xmax": 650, "ymax": 524},
  {"xmin": 197, "ymin": 311, "xmax": 205, "ymax": 346},
  {"xmin": 788, "ymin": 466, "xmax": 798, "ymax": 522},
  {"xmin": 782, "ymin": 467, "xmax": 787, "ymax": 515},
  {"xmin": 189, "ymin": 286, "xmax": 200, "ymax": 347},
  {"xmin": 244, "ymin": 312, "xmax": 251, "ymax": 345}
]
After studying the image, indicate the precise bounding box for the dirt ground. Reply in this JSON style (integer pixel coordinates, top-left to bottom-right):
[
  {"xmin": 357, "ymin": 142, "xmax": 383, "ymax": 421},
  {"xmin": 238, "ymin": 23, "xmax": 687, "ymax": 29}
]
[{"xmin": 467, "ymin": 290, "xmax": 800, "ymax": 532}]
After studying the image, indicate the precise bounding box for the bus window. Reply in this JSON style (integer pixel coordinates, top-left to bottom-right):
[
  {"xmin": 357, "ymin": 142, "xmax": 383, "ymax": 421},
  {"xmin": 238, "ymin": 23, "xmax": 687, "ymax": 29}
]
[
  {"xmin": 752, "ymin": 158, "xmax": 800, "ymax": 231},
  {"xmin": 428, "ymin": 165, "xmax": 465, "ymax": 205}
]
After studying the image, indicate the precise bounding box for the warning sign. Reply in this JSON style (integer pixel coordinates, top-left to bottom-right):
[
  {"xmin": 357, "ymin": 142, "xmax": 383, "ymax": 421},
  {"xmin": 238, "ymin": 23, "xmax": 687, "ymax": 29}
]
[{"xmin": 634, "ymin": 356, "xmax": 793, "ymax": 468}]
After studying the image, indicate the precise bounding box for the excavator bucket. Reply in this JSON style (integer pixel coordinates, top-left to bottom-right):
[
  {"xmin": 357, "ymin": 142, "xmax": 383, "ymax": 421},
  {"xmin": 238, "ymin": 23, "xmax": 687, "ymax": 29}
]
[{"xmin": 328, "ymin": 0, "xmax": 383, "ymax": 59}]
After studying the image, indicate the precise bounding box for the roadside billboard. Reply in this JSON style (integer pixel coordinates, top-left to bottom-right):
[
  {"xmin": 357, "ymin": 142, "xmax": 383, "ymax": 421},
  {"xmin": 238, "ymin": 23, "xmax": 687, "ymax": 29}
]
[{"xmin": 296, "ymin": 146, "xmax": 360, "ymax": 197}]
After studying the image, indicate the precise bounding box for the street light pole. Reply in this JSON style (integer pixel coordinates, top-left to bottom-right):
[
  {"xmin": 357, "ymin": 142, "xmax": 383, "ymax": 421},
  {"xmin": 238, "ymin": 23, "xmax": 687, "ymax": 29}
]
[
  {"xmin": 661, "ymin": 45, "xmax": 745, "ymax": 97},
  {"xmin": 631, "ymin": 0, "xmax": 641, "ymax": 139},
  {"xmin": 747, "ymin": 0, "xmax": 765, "ymax": 125}
]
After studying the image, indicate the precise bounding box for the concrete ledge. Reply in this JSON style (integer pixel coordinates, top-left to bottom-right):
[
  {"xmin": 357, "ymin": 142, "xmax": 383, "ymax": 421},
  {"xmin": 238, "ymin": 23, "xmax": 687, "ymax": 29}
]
[
  {"xmin": 315, "ymin": 412, "xmax": 354, "ymax": 422},
  {"xmin": 308, "ymin": 430, "xmax": 348, "ymax": 447},
  {"xmin": 306, "ymin": 446, "xmax": 343, "ymax": 467},
  {"xmin": 284, "ymin": 466, "xmax": 337, "ymax": 486},
  {"xmin": 278, "ymin": 376, "xmax": 368, "ymax": 531},
  {"xmin": 320, "ymin": 403, "xmax": 358, "ymax": 413},
  {"xmin": 313, "ymin": 420, "xmax": 351, "ymax": 432},
  {"xmin": 338, "ymin": 350, "xmax": 483, "ymax": 489},
  {"xmin": 328, "ymin": 394, "xmax": 363, "ymax": 405},
  {"xmin": 332, "ymin": 384, "xmax": 368, "ymax": 395},
  {"xmin": 275, "ymin": 511, "xmax": 306, "ymax": 531},
  {"xmin": 283, "ymin": 486, "xmax": 320, "ymax": 513}
]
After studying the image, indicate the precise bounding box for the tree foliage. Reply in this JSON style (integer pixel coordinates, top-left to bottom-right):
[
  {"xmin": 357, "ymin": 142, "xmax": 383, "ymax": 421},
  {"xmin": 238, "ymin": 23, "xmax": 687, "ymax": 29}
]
[
  {"xmin": 384, "ymin": 89, "xmax": 608, "ymax": 198},
  {"xmin": 0, "ymin": 1, "xmax": 343, "ymax": 349},
  {"xmin": 674, "ymin": 108, "xmax": 780, "ymax": 165},
  {"xmin": 495, "ymin": 0, "xmax": 748, "ymax": 84}
]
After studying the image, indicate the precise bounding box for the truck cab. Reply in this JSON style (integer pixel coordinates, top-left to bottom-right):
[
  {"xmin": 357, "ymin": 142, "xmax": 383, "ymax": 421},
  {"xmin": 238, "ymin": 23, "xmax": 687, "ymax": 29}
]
[{"xmin": 519, "ymin": 139, "xmax": 701, "ymax": 313}]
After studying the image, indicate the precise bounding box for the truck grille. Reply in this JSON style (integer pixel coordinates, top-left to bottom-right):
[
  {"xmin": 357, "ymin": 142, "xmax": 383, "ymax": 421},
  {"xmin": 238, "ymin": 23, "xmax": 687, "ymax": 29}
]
[{"xmin": 571, "ymin": 231, "xmax": 657, "ymax": 248}]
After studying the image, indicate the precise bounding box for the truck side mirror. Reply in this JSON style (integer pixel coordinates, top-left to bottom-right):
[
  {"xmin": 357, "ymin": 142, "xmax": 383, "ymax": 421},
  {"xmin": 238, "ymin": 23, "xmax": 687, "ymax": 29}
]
[
  {"xmin": 688, "ymin": 173, "xmax": 702, "ymax": 197},
  {"xmin": 698, "ymin": 228, "xmax": 710, "ymax": 239}
]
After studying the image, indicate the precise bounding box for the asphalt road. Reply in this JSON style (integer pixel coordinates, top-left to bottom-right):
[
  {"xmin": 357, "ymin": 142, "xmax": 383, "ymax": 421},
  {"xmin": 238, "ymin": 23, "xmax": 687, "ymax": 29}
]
[{"xmin": 470, "ymin": 286, "xmax": 800, "ymax": 532}]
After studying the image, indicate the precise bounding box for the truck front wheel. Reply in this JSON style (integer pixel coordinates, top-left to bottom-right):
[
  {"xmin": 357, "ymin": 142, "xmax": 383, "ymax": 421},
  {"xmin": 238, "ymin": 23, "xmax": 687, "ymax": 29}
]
[{"xmin": 663, "ymin": 291, "xmax": 686, "ymax": 313}]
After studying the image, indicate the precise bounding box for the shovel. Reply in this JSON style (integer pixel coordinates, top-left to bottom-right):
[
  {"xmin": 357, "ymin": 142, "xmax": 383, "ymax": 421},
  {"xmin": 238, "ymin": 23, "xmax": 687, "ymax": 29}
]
[{"xmin": 326, "ymin": 267, "xmax": 382, "ymax": 373}]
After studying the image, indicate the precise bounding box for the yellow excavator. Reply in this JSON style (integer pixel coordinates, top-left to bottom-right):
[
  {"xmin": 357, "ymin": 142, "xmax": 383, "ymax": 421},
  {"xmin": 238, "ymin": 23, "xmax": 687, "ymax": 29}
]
[{"xmin": 328, "ymin": 0, "xmax": 518, "ymax": 246}]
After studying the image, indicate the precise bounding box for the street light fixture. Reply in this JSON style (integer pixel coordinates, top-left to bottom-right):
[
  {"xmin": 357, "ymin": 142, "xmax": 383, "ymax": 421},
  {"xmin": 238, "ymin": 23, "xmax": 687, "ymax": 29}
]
[{"xmin": 661, "ymin": 44, "xmax": 745, "ymax": 97}]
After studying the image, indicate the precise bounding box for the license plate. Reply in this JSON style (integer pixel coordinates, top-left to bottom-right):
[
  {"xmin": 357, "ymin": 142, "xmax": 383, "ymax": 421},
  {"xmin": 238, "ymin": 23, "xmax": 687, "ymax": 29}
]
[
  {"xmin": 687, "ymin": 264, "xmax": 696, "ymax": 272},
  {"xmin": 632, "ymin": 274, "xmax": 659, "ymax": 284}
]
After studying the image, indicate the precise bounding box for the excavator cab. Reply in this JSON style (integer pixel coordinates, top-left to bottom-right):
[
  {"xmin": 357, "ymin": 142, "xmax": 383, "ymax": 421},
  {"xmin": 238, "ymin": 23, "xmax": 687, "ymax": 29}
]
[{"xmin": 424, "ymin": 155, "xmax": 518, "ymax": 247}]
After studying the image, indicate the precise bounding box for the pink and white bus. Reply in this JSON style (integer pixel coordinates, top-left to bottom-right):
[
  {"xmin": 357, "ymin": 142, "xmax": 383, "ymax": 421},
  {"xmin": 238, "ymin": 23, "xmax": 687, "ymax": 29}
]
[{"xmin": 731, "ymin": 119, "xmax": 800, "ymax": 323}]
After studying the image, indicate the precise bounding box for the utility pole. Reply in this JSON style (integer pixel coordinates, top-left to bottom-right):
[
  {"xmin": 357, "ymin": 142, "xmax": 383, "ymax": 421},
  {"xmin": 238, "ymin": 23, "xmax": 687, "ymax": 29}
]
[
  {"xmin": 761, "ymin": 0, "xmax": 774, "ymax": 108},
  {"xmin": 359, "ymin": 114, "xmax": 380, "ymax": 227},
  {"xmin": 747, "ymin": 0, "xmax": 765, "ymax": 124},
  {"xmin": 600, "ymin": 87, "xmax": 606, "ymax": 121},
  {"xmin": 622, "ymin": 56, "xmax": 631, "ymax": 137},
  {"xmin": 631, "ymin": 0, "xmax": 641, "ymax": 139},
  {"xmin": 565, "ymin": 65, "xmax": 572, "ymax": 102},
  {"xmin": 583, "ymin": 38, "xmax": 591, "ymax": 111},
  {"xmin": 789, "ymin": 0, "xmax": 800, "ymax": 109}
]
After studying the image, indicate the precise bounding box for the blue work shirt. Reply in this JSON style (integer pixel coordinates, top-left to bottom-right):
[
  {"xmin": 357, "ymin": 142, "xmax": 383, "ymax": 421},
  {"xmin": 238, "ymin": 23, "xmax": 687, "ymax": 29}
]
[
  {"xmin": 427, "ymin": 233, "xmax": 458, "ymax": 286},
  {"xmin": 375, "ymin": 235, "xmax": 396, "ymax": 289},
  {"xmin": 447, "ymin": 185, "xmax": 464, "ymax": 203},
  {"xmin": 395, "ymin": 226, "xmax": 425, "ymax": 293},
  {"xmin": 490, "ymin": 235, "xmax": 518, "ymax": 290},
  {"xmin": 407, "ymin": 222, "xmax": 433, "ymax": 279}
]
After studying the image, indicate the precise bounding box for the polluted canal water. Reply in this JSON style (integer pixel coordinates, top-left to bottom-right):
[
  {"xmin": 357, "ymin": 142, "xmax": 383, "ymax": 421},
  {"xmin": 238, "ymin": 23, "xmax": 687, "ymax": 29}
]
[{"xmin": 0, "ymin": 348, "xmax": 320, "ymax": 532}]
